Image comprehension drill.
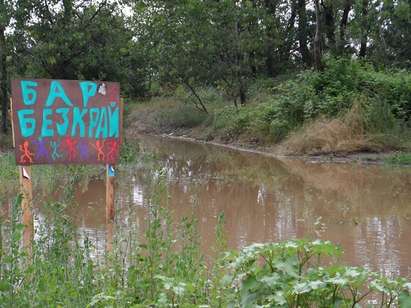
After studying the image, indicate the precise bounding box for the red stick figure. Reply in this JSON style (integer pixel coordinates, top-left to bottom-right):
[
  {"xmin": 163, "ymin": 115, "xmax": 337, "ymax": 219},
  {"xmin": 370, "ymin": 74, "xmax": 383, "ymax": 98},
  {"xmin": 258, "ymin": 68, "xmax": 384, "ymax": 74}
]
[
  {"xmin": 106, "ymin": 139, "xmax": 119, "ymax": 162},
  {"xmin": 19, "ymin": 141, "xmax": 34, "ymax": 163},
  {"xmin": 91, "ymin": 140, "xmax": 105, "ymax": 161},
  {"xmin": 62, "ymin": 137, "xmax": 78, "ymax": 161}
]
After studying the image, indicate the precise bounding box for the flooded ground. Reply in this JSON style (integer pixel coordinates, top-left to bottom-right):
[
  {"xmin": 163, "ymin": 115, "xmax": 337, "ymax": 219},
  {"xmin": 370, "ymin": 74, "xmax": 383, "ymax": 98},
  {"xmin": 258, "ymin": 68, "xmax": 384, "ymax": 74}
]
[{"xmin": 3, "ymin": 135, "xmax": 411, "ymax": 278}]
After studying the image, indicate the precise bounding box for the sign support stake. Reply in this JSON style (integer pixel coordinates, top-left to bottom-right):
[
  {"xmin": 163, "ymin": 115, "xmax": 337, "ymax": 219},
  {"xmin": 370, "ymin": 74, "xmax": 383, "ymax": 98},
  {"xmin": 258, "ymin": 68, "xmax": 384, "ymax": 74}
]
[
  {"xmin": 106, "ymin": 164, "xmax": 115, "ymax": 222},
  {"xmin": 12, "ymin": 97, "xmax": 32, "ymax": 252},
  {"xmin": 9, "ymin": 98, "xmax": 15, "ymax": 148},
  {"xmin": 105, "ymin": 164, "xmax": 115, "ymax": 251},
  {"xmin": 18, "ymin": 166, "xmax": 33, "ymax": 253}
]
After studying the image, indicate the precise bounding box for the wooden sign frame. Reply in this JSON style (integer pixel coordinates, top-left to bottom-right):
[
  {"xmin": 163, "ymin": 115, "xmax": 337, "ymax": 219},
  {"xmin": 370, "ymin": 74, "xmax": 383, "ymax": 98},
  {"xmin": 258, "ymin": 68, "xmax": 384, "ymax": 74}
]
[{"xmin": 9, "ymin": 93, "xmax": 123, "ymax": 252}]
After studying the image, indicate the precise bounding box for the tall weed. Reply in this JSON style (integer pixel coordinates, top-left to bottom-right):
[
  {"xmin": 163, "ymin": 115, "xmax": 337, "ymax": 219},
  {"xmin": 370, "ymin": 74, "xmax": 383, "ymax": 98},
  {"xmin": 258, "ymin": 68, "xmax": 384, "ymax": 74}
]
[{"xmin": 1, "ymin": 177, "xmax": 411, "ymax": 307}]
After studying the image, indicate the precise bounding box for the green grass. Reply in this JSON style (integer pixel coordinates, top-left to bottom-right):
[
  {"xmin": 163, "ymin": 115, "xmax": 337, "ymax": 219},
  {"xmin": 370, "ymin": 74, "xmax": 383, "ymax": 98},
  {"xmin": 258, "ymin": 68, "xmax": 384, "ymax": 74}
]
[
  {"xmin": 0, "ymin": 152, "xmax": 18, "ymax": 181},
  {"xmin": 0, "ymin": 152, "xmax": 19, "ymax": 197},
  {"xmin": 385, "ymin": 152, "xmax": 411, "ymax": 165}
]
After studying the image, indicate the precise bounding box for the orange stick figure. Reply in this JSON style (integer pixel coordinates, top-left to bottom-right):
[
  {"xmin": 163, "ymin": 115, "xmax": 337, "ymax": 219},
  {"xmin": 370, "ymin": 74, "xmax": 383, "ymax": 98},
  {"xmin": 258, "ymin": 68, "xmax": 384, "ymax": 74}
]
[
  {"xmin": 91, "ymin": 140, "xmax": 105, "ymax": 161},
  {"xmin": 19, "ymin": 141, "xmax": 34, "ymax": 163},
  {"xmin": 106, "ymin": 139, "xmax": 119, "ymax": 161},
  {"xmin": 62, "ymin": 137, "xmax": 78, "ymax": 161}
]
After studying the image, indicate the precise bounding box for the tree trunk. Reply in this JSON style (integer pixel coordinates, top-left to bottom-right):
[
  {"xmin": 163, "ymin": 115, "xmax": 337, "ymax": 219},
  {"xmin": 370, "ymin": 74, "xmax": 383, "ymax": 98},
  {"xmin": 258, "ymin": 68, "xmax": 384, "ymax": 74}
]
[
  {"xmin": 281, "ymin": 0, "xmax": 298, "ymax": 63},
  {"xmin": 63, "ymin": 0, "xmax": 73, "ymax": 24},
  {"xmin": 359, "ymin": 0, "xmax": 368, "ymax": 58},
  {"xmin": 338, "ymin": 0, "xmax": 351, "ymax": 54},
  {"xmin": 182, "ymin": 80, "xmax": 208, "ymax": 114},
  {"xmin": 0, "ymin": 26, "xmax": 7, "ymax": 133},
  {"xmin": 265, "ymin": 42, "xmax": 276, "ymax": 77},
  {"xmin": 264, "ymin": 0, "xmax": 277, "ymax": 77},
  {"xmin": 239, "ymin": 79, "xmax": 246, "ymax": 106},
  {"xmin": 234, "ymin": 15, "xmax": 247, "ymax": 105},
  {"xmin": 297, "ymin": 0, "xmax": 312, "ymax": 65},
  {"xmin": 249, "ymin": 51, "xmax": 257, "ymax": 77},
  {"xmin": 263, "ymin": 0, "xmax": 297, "ymax": 70},
  {"xmin": 313, "ymin": 0, "xmax": 323, "ymax": 70},
  {"xmin": 321, "ymin": 0, "xmax": 336, "ymax": 51}
]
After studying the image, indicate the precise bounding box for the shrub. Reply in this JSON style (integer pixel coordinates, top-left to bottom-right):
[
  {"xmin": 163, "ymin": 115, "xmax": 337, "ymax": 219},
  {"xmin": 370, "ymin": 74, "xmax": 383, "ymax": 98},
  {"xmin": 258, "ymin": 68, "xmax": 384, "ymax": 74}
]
[
  {"xmin": 276, "ymin": 58, "xmax": 411, "ymax": 123},
  {"xmin": 361, "ymin": 68, "xmax": 411, "ymax": 121},
  {"xmin": 260, "ymin": 58, "xmax": 411, "ymax": 147},
  {"xmin": 130, "ymin": 57, "xmax": 411, "ymax": 150},
  {"xmin": 222, "ymin": 239, "xmax": 411, "ymax": 307},
  {"xmin": 154, "ymin": 104, "xmax": 208, "ymax": 130},
  {"xmin": 212, "ymin": 106, "xmax": 253, "ymax": 139}
]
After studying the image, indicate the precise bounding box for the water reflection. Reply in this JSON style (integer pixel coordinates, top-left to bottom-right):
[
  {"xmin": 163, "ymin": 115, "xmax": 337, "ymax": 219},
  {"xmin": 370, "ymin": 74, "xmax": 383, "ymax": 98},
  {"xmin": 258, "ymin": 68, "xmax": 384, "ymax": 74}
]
[
  {"xmin": 129, "ymin": 136, "xmax": 411, "ymax": 278},
  {"xmin": 3, "ymin": 135, "xmax": 411, "ymax": 278}
]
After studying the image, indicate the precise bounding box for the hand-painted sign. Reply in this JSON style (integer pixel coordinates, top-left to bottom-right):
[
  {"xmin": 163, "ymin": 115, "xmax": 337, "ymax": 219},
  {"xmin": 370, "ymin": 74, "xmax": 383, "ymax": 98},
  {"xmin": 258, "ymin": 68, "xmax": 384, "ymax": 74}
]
[{"xmin": 11, "ymin": 79, "xmax": 122, "ymax": 165}]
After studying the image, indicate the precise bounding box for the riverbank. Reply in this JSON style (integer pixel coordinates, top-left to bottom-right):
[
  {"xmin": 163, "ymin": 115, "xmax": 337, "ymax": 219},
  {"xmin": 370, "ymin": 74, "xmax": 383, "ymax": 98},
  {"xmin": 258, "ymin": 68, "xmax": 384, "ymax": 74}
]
[
  {"xmin": 137, "ymin": 131, "xmax": 408, "ymax": 165},
  {"xmin": 125, "ymin": 60, "xmax": 411, "ymax": 164},
  {"xmin": 126, "ymin": 101, "xmax": 411, "ymax": 165}
]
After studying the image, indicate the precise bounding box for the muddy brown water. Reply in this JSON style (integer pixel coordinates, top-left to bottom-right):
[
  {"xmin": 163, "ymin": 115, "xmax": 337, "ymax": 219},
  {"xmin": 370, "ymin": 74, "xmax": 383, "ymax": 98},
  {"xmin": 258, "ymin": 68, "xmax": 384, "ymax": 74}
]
[{"xmin": 4, "ymin": 135, "xmax": 411, "ymax": 278}]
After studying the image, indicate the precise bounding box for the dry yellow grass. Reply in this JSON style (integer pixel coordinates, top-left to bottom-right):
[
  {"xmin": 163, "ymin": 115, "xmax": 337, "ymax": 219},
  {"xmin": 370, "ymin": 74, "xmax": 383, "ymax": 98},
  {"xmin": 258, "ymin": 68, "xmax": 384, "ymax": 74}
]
[{"xmin": 282, "ymin": 103, "xmax": 384, "ymax": 155}]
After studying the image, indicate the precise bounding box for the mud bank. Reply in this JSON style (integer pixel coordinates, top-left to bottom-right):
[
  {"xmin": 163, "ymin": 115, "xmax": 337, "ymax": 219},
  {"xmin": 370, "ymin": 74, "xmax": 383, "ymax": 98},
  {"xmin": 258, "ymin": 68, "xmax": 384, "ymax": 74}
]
[{"xmin": 128, "ymin": 130, "xmax": 406, "ymax": 165}]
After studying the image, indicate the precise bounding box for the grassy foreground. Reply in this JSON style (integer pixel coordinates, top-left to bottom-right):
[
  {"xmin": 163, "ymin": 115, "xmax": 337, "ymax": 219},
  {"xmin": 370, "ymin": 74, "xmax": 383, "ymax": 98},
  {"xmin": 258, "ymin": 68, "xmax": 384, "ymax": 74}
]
[
  {"xmin": 1, "ymin": 172, "xmax": 411, "ymax": 307},
  {"xmin": 128, "ymin": 59, "xmax": 411, "ymax": 159}
]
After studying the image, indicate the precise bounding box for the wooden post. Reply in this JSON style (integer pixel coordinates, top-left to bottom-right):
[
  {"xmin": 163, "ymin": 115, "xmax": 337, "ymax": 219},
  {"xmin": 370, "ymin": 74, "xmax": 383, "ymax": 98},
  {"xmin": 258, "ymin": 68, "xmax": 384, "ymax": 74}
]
[
  {"xmin": 10, "ymin": 98, "xmax": 15, "ymax": 148},
  {"xmin": 12, "ymin": 98, "xmax": 33, "ymax": 251},
  {"xmin": 105, "ymin": 164, "xmax": 115, "ymax": 251},
  {"xmin": 105, "ymin": 98, "xmax": 122, "ymax": 251},
  {"xmin": 18, "ymin": 166, "xmax": 33, "ymax": 252},
  {"xmin": 106, "ymin": 221, "xmax": 113, "ymax": 252},
  {"xmin": 105, "ymin": 164, "xmax": 115, "ymax": 222}
]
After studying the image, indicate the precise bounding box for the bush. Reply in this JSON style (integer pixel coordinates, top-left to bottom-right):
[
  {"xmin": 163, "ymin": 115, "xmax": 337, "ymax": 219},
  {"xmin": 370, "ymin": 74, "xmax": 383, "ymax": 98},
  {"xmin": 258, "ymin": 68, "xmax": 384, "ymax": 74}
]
[
  {"xmin": 154, "ymin": 104, "xmax": 208, "ymax": 130},
  {"xmin": 131, "ymin": 57, "xmax": 411, "ymax": 150},
  {"xmin": 223, "ymin": 240, "xmax": 411, "ymax": 307},
  {"xmin": 257, "ymin": 58, "xmax": 411, "ymax": 145},
  {"xmin": 276, "ymin": 58, "xmax": 411, "ymax": 122},
  {"xmin": 361, "ymin": 68, "xmax": 411, "ymax": 120},
  {"xmin": 212, "ymin": 106, "xmax": 252, "ymax": 139}
]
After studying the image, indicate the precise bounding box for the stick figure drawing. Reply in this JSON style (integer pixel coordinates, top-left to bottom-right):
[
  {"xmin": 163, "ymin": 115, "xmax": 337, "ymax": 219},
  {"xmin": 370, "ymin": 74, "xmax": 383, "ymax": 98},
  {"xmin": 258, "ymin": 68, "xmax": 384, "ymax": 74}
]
[
  {"xmin": 62, "ymin": 137, "xmax": 78, "ymax": 161},
  {"xmin": 19, "ymin": 141, "xmax": 34, "ymax": 163},
  {"xmin": 77, "ymin": 139, "xmax": 89, "ymax": 160},
  {"xmin": 106, "ymin": 139, "xmax": 119, "ymax": 161},
  {"xmin": 91, "ymin": 140, "xmax": 105, "ymax": 161},
  {"xmin": 33, "ymin": 139, "xmax": 48, "ymax": 160},
  {"xmin": 50, "ymin": 141, "xmax": 63, "ymax": 161}
]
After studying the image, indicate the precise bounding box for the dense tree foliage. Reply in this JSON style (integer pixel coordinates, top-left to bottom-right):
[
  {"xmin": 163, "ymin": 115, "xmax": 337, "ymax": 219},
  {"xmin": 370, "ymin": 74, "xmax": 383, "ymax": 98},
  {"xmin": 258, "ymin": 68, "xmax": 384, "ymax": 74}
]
[{"xmin": 1, "ymin": 0, "xmax": 410, "ymax": 132}]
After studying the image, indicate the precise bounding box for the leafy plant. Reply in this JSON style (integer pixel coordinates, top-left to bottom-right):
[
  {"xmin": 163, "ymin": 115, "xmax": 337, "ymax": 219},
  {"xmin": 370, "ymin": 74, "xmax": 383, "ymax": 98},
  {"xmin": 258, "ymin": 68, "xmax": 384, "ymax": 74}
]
[
  {"xmin": 1, "ymin": 183, "xmax": 410, "ymax": 307},
  {"xmin": 222, "ymin": 240, "xmax": 411, "ymax": 307}
]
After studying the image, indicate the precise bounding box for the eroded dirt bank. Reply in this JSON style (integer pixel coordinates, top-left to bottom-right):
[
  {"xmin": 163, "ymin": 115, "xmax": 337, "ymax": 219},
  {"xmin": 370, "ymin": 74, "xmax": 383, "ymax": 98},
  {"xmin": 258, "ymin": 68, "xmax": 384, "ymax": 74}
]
[
  {"xmin": 126, "ymin": 129, "xmax": 403, "ymax": 165},
  {"xmin": 125, "ymin": 102, "xmax": 410, "ymax": 165}
]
